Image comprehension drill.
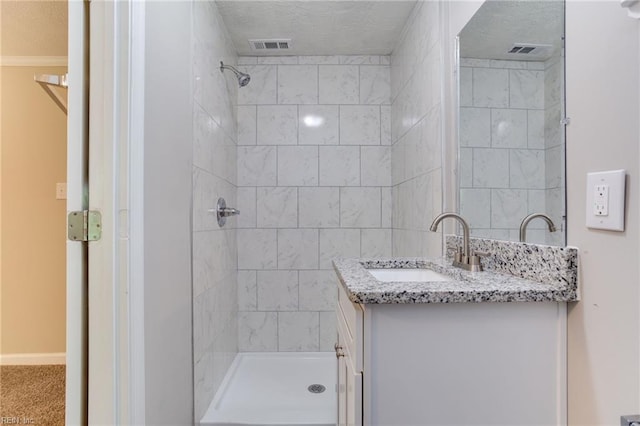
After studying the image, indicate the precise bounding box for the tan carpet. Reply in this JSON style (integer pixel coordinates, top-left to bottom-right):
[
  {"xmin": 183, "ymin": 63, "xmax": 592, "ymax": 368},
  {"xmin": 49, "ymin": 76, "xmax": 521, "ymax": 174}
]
[{"xmin": 0, "ymin": 365, "xmax": 65, "ymax": 426}]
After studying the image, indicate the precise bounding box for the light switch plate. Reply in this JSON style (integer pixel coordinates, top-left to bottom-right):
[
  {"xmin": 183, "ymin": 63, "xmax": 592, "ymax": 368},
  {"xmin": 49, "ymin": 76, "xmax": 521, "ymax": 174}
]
[
  {"xmin": 56, "ymin": 183, "xmax": 67, "ymax": 200},
  {"xmin": 586, "ymin": 170, "xmax": 626, "ymax": 231}
]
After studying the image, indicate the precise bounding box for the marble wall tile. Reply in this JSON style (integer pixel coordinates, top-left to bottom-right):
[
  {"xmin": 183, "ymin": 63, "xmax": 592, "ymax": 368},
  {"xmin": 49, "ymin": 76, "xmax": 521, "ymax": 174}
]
[
  {"xmin": 472, "ymin": 148, "xmax": 509, "ymax": 188},
  {"xmin": 237, "ymin": 229, "xmax": 277, "ymax": 270},
  {"xmin": 193, "ymin": 231, "xmax": 215, "ymax": 298},
  {"xmin": 278, "ymin": 65, "xmax": 319, "ymax": 104},
  {"xmin": 236, "ymin": 187, "xmax": 257, "ymax": 228},
  {"xmin": 258, "ymin": 56, "xmax": 298, "ymax": 65},
  {"xmin": 340, "ymin": 187, "xmax": 382, "ymax": 228},
  {"xmin": 381, "ymin": 106, "xmax": 392, "ymax": 145},
  {"xmin": 340, "ymin": 105, "xmax": 381, "ymax": 145},
  {"xmin": 459, "ymin": 148, "xmax": 473, "ymax": 188},
  {"xmin": 236, "ymin": 54, "xmax": 392, "ymax": 352},
  {"xmin": 238, "ymin": 312, "xmax": 278, "ymax": 351},
  {"xmin": 527, "ymin": 110, "xmax": 545, "ymax": 149},
  {"xmin": 237, "ymin": 270, "xmax": 257, "ymax": 311},
  {"xmin": 256, "ymin": 187, "xmax": 298, "ymax": 228},
  {"xmin": 193, "ymin": 169, "xmax": 234, "ymax": 231},
  {"xmin": 299, "ymin": 270, "xmax": 337, "ymax": 311},
  {"xmin": 527, "ymin": 190, "xmax": 548, "ymax": 228},
  {"xmin": 546, "ymin": 145, "xmax": 564, "ymax": 188},
  {"xmin": 319, "ymin": 146, "xmax": 360, "ymax": 186},
  {"xmin": 298, "ymin": 187, "xmax": 340, "ymax": 228},
  {"xmin": 510, "ymin": 149, "xmax": 545, "ymax": 189},
  {"xmin": 278, "ymin": 312, "xmax": 320, "ymax": 351},
  {"xmin": 459, "ymin": 188, "xmax": 491, "ymax": 229},
  {"xmin": 339, "ymin": 55, "xmax": 380, "ymax": 65},
  {"xmin": 238, "ymin": 56, "xmax": 258, "ymax": 65},
  {"xmin": 318, "ymin": 65, "xmax": 359, "ymax": 104},
  {"xmin": 460, "ymin": 108, "xmax": 490, "ymax": 147},
  {"xmin": 257, "ymin": 270, "xmax": 299, "ymax": 311},
  {"xmin": 237, "ymin": 105, "xmax": 256, "ymax": 146},
  {"xmin": 509, "ymin": 69, "xmax": 544, "ymax": 109},
  {"xmin": 277, "ymin": 229, "xmax": 319, "ymax": 269},
  {"xmin": 298, "ymin": 56, "xmax": 340, "ymax": 65},
  {"xmin": 361, "ymin": 146, "xmax": 391, "ymax": 186},
  {"xmin": 299, "ymin": 105, "xmax": 339, "ymax": 145},
  {"xmin": 472, "ymin": 68, "xmax": 509, "ymax": 108},
  {"xmin": 460, "ymin": 58, "xmax": 491, "ymax": 67},
  {"xmin": 527, "ymin": 61, "xmax": 545, "ymax": 70},
  {"xmin": 193, "ymin": 104, "xmax": 218, "ymax": 173},
  {"xmin": 491, "ymin": 109, "xmax": 527, "ymax": 148},
  {"xmin": 381, "ymin": 187, "xmax": 392, "ymax": 228},
  {"xmin": 238, "ymin": 146, "xmax": 277, "ymax": 186},
  {"xmin": 319, "ymin": 311, "xmax": 337, "ymax": 351},
  {"xmin": 360, "ymin": 229, "xmax": 393, "ymax": 258},
  {"xmin": 360, "ymin": 66, "xmax": 391, "ymax": 105},
  {"xmin": 544, "ymin": 104, "xmax": 562, "ymax": 149},
  {"xmin": 277, "ymin": 146, "xmax": 319, "ymax": 186},
  {"xmin": 491, "ymin": 189, "xmax": 528, "ymax": 228},
  {"xmin": 544, "ymin": 59, "xmax": 562, "ymax": 108},
  {"xmin": 237, "ymin": 65, "xmax": 277, "ymax": 105},
  {"xmin": 459, "ymin": 67, "xmax": 473, "ymax": 107},
  {"xmin": 319, "ymin": 229, "xmax": 361, "ymax": 269},
  {"xmin": 257, "ymin": 105, "xmax": 298, "ymax": 145}
]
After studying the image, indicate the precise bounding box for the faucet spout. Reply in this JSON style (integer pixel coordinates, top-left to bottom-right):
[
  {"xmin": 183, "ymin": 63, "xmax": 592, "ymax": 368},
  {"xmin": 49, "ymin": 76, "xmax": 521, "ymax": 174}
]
[
  {"xmin": 429, "ymin": 212, "xmax": 470, "ymax": 259},
  {"xmin": 519, "ymin": 213, "xmax": 557, "ymax": 242}
]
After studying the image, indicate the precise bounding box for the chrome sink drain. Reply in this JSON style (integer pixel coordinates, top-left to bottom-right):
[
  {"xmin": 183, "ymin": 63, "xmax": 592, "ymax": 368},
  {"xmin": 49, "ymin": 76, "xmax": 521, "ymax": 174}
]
[{"xmin": 308, "ymin": 384, "xmax": 326, "ymax": 393}]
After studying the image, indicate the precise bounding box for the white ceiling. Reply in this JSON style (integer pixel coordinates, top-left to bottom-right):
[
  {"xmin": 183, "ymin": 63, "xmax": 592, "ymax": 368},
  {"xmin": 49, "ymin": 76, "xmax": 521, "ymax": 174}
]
[
  {"xmin": 459, "ymin": 0, "xmax": 564, "ymax": 61},
  {"xmin": 216, "ymin": 1, "xmax": 417, "ymax": 56}
]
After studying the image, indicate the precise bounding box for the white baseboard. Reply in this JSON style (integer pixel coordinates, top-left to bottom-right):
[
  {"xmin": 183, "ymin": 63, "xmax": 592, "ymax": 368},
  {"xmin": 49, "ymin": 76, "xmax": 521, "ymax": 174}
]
[{"xmin": 1, "ymin": 353, "xmax": 66, "ymax": 365}]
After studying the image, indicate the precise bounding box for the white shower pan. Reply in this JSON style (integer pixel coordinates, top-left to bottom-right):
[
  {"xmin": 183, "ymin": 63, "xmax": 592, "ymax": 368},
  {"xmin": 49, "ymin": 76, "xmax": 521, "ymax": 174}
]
[{"xmin": 200, "ymin": 352, "xmax": 337, "ymax": 426}]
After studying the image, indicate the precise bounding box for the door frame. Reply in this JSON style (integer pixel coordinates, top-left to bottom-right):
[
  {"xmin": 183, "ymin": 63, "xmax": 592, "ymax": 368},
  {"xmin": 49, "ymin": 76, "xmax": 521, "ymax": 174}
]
[{"xmin": 67, "ymin": 0, "xmax": 146, "ymax": 423}]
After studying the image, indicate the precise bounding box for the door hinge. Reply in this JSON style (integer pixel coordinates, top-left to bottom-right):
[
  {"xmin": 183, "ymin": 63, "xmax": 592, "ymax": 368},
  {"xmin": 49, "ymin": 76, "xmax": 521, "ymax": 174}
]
[{"xmin": 68, "ymin": 210, "xmax": 102, "ymax": 241}]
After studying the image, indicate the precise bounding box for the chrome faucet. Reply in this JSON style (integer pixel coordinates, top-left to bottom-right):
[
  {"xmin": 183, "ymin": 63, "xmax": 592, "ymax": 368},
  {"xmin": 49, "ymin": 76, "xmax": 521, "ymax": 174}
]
[
  {"xmin": 430, "ymin": 212, "xmax": 484, "ymax": 272},
  {"xmin": 519, "ymin": 213, "xmax": 557, "ymax": 243}
]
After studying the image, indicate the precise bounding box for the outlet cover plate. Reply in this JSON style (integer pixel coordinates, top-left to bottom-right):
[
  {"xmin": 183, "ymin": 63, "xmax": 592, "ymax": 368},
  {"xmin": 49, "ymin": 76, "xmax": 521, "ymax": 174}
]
[{"xmin": 586, "ymin": 169, "xmax": 626, "ymax": 231}]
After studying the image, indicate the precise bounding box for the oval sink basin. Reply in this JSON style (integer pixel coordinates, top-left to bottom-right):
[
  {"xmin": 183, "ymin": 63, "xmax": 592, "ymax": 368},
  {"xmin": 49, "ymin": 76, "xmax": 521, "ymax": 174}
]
[{"xmin": 367, "ymin": 268, "xmax": 453, "ymax": 282}]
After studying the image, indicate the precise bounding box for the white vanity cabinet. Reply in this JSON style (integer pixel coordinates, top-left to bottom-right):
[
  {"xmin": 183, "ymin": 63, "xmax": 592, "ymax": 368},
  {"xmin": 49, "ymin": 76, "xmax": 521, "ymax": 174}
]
[{"xmin": 335, "ymin": 282, "xmax": 568, "ymax": 426}]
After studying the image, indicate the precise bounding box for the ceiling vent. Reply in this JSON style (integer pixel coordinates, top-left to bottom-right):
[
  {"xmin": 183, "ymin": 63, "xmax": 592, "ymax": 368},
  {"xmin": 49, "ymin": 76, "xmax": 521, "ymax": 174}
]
[
  {"xmin": 508, "ymin": 43, "xmax": 552, "ymax": 56},
  {"xmin": 249, "ymin": 39, "xmax": 292, "ymax": 51}
]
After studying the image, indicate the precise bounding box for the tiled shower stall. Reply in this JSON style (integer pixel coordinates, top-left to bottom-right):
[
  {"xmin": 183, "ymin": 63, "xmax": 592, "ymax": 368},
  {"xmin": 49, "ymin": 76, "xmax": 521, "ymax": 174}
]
[{"xmin": 191, "ymin": 0, "xmax": 444, "ymax": 419}]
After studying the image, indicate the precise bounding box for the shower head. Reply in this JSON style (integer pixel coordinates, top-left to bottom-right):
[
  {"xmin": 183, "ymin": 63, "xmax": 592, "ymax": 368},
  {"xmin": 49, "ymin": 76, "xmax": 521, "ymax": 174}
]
[{"xmin": 220, "ymin": 61, "xmax": 251, "ymax": 88}]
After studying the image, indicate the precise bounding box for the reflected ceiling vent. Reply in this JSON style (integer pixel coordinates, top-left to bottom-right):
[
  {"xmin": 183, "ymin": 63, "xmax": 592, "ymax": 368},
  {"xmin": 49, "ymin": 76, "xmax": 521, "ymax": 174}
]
[
  {"xmin": 249, "ymin": 39, "xmax": 292, "ymax": 51},
  {"xmin": 508, "ymin": 43, "xmax": 552, "ymax": 56}
]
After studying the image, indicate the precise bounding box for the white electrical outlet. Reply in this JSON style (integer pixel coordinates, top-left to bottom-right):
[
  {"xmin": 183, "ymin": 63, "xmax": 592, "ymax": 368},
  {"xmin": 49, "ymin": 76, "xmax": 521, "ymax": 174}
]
[
  {"xmin": 586, "ymin": 170, "xmax": 626, "ymax": 231},
  {"xmin": 593, "ymin": 184, "xmax": 609, "ymax": 216}
]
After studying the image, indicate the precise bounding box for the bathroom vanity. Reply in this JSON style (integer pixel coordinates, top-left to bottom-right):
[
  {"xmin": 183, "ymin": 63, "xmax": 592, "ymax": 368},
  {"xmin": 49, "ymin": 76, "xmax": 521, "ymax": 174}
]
[{"xmin": 332, "ymin": 238, "xmax": 578, "ymax": 426}]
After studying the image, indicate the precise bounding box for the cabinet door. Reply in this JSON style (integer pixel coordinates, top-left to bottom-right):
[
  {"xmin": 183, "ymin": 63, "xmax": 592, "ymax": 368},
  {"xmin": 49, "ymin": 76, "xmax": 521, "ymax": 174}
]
[{"xmin": 345, "ymin": 355, "xmax": 362, "ymax": 426}]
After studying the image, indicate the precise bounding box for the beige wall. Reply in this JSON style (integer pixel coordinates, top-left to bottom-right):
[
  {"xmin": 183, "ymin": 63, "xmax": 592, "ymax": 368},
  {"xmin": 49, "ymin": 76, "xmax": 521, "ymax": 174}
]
[
  {"xmin": 566, "ymin": 3, "xmax": 640, "ymax": 424},
  {"xmin": 1, "ymin": 65, "xmax": 67, "ymax": 354}
]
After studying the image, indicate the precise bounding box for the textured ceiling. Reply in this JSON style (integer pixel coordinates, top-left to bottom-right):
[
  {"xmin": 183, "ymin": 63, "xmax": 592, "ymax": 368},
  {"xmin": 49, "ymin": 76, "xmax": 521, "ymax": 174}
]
[
  {"xmin": 459, "ymin": 0, "xmax": 564, "ymax": 61},
  {"xmin": 216, "ymin": 1, "xmax": 417, "ymax": 56},
  {"xmin": 1, "ymin": 0, "xmax": 68, "ymax": 56}
]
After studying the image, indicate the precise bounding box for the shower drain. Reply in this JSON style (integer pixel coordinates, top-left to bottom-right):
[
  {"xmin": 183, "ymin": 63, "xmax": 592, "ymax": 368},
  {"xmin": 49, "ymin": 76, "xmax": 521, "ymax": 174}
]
[{"xmin": 308, "ymin": 384, "xmax": 326, "ymax": 394}]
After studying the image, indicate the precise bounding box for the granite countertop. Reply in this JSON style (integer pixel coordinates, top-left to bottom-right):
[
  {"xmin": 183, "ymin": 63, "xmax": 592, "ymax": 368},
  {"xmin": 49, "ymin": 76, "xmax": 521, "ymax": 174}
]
[{"xmin": 332, "ymin": 256, "xmax": 579, "ymax": 305}]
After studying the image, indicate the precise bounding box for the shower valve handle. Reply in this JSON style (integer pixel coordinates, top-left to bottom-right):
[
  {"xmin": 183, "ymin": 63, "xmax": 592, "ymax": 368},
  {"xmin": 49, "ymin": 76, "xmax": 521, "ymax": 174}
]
[{"xmin": 211, "ymin": 198, "xmax": 240, "ymax": 227}]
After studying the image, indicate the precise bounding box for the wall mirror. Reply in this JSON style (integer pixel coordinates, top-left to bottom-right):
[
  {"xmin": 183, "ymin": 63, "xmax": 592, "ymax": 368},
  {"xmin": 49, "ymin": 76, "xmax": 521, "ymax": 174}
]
[{"xmin": 457, "ymin": 0, "xmax": 566, "ymax": 246}]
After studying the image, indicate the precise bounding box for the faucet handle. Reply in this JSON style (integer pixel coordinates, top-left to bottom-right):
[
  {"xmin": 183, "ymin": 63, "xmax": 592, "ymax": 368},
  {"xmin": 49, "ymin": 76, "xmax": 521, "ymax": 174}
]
[{"xmin": 473, "ymin": 251, "xmax": 490, "ymax": 258}]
